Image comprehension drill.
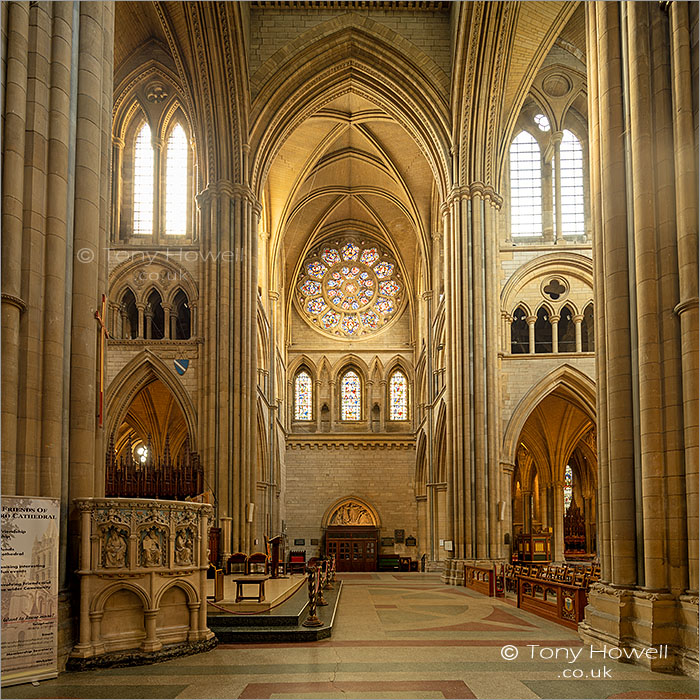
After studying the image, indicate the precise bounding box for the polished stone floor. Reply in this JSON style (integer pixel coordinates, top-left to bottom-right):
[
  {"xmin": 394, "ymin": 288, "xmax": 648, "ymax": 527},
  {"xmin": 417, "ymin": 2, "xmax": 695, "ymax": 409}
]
[{"xmin": 4, "ymin": 573, "xmax": 698, "ymax": 699}]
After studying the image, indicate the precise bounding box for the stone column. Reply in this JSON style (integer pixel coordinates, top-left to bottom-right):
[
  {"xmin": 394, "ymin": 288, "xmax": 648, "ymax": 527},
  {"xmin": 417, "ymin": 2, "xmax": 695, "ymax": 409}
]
[
  {"xmin": 111, "ymin": 137, "xmax": 124, "ymax": 240},
  {"xmin": 162, "ymin": 304, "xmax": 171, "ymax": 340},
  {"xmin": 552, "ymin": 481, "xmax": 565, "ymax": 562},
  {"xmin": 1, "ymin": 1, "xmax": 30, "ymax": 494},
  {"xmin": 574, "ymin": 314, "xmax": 583, "ymax": 352},
  {"xmin": 198, "ymin": 182, "xmax": 259, "ymax": 553},
  {"xmin": 539, "ymin": 482, "xmax": 549, "ymax": 529},
  {"xmin": 502, "ymin": 312, "xmax": 512, "ymax": 353},
  {"xmin": 522, "ymin": 490, "xmax": 532, "ymax": 534},
  {"xmin": 581, "ymin": 2, "xmax": 698, "ymax": 673},
  {"xmin": 552, "ymin": 131, "xmax": 564, "ymax": 243},
  {"xmin": 444, "ymin": 186, "xmax": 502, "ymax": 562},
  {"xmin": 669, "ymin": 0, "xmax": 699, "ymax": 597},
  {"xmin": 144, "ymin": 307, "xmax": 153, "ymax": 340},
  {"xmin": 527, "ymin": 316, "xmax": 536, "ymax": 354},
  {"xmin": 136, "ymin": 302, "xmax": 145, "ymax": 338},
  {"xmin": 550, "ymin": 315, "xmax": 559, "ymax": 354}
]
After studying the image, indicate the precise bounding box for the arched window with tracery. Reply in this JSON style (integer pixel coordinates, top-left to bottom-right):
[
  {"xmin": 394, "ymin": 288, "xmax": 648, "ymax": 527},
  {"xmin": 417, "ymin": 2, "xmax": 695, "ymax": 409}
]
[
  {"xmin": 510, "ymin": 131, "xmax": 542, "ymax": 238},
  {"xmin": 133, "ymin": 122, "xmax": 154, "ymax": 235},
  {"xmin": 172, "ymin": 289, "xmax": 191, "ymax": 339},
  {"xmin": 115, "ymin": 92, "xmax": 195, "ymax": 243},
  {"xmin": 340, "ymin": 370, "xmax": 361, "ymax": 421},
  {"xmin": 581, "ymin": 303, "xmax": 594, "ymax": 351},
  {"xmin": 558, "ymin": 304, "xmax": 576, "ymax": 353},
  {"xmin": 294, "ymin": 370, "xmax": 313, "ymax": 421},
  {"xmin": 164, "ymin": 123, "xmax": 188, "ymax": 236},
  {"xmin": 146, "ymin": 289, "xmax": 165, "ymax": 340},
  {"xmin": 511, "ymin": 306, "xmax": 529, "ymax": 354},
  {"xmin": 534, "ymin": 306, "xmax": 552, "ymax": 353},
  {"xmin": 120, "ymin": 289, "xmax": 139, "ymax": 339},
  {"xmin": 388, "ymin": 370, "xmax": 408, "ymax": 421}
]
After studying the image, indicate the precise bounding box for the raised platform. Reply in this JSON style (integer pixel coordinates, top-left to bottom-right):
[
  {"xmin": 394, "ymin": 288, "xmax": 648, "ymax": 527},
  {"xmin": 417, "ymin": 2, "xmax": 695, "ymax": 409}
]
[
  {"xmin": 207, "ymin": 579, "xmax": 343, "ymax": 643},
  {"xmin": 208, "ymin": 572, "xmax": 307, "ymax": 611}
]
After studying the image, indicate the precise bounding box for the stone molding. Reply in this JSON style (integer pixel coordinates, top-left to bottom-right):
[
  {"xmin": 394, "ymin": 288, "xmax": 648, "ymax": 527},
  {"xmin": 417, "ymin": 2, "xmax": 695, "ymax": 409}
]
[
  {"xmin": 287, "ymin": 434, "xmax": 415, "ymax": 450},
  {"xmin": 1, "ymin": 293, "xmax": 27, "ymax": 313}
]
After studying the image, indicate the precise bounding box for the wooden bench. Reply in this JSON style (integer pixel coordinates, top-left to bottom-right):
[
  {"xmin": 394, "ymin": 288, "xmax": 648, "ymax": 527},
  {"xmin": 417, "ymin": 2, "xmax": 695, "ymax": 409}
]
[
  {"xmin": 516, "ymin": 574, "xmax": 587, "ymax": 629},
  {"xmin": 464, "ymin": 564, "xmax": 496, "ymax": 596},
  {"xmin": 232, "ymin": 575, "xmax": 269, "ymax": 603}
]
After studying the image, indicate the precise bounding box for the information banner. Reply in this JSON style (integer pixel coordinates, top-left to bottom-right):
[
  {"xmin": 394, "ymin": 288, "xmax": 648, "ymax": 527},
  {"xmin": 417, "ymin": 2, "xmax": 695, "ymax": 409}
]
[{"xmin": 1, "ymin": 496, "xmax": 60, "ymax": 687}]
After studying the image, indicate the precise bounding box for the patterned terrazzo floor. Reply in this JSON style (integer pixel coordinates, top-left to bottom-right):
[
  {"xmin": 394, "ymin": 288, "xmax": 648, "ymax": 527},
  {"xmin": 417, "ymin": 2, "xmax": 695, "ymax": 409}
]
[{"xmin": 4, "ymin": 573, "xmax": 697, "ymax": 700}]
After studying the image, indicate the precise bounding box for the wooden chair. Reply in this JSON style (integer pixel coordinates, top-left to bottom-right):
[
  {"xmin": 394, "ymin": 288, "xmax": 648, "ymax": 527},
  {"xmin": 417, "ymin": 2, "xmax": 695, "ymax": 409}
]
[
  {"xmin": 246, "ymin": 551, "xmax": 269, "ymax": 575},
  {"xmin": 288, "ymin": 550, "xmax": 306, "ymax": 574},
  {"xmin": 226, "ymin": 552, "xmax": 247, "ymax": 575}
]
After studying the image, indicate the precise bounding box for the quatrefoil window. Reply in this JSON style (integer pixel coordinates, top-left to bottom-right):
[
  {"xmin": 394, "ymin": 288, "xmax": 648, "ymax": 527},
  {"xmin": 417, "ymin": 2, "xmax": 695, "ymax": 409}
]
[{"xmin": 542, "ymin": 278, "xmax": 568, "ymax": 301}]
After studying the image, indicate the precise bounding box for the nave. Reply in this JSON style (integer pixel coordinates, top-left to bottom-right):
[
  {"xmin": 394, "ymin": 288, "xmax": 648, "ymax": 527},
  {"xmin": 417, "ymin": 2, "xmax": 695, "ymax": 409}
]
[{"xmin": 3, "ymin": 574, "xmax": 696, "ymax": 700}]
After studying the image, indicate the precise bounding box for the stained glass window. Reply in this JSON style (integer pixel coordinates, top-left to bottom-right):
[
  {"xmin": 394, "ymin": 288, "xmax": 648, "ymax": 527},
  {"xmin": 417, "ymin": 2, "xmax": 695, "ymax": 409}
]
[
  {"xmin": 341, "ymin": 370, "xmax": 361, "ymax": 421},
  {"xmin": 133, "ymin": 122, "xmax": 154, "ymax": 235},
  {"xmin": 294, "ymin": 370, "xmax": 312, "ymax": 421},
  {"xmin": 564, "ymin": 464, "xmax": 573, "ymax": 512},
  {"xmin": 164, "ymin": 124, "xmax": 188, "ymax": 236},
  {"xmin": 510, "ymin": 130, "xmax": 542, "ymax": 237},
  {"xmin": 389, "ymin": 370, "xmax": 408, "ymax": 421},
  {"xmin": 296, "ymin": 238, "xmax": 404, "ymax": 338}
]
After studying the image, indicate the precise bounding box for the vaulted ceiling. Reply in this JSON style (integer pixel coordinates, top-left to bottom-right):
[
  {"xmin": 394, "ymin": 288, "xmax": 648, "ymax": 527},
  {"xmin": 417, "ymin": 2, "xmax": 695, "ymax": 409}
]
[{"xmin": 261, "ymin": 92, "xmax": 436, "ymax": 303}]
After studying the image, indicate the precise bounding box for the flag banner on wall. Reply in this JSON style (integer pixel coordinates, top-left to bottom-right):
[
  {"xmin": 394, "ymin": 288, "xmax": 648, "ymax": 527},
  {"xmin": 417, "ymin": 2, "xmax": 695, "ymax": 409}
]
[{"xmin": 1, "ymin": 496, "xmax": 60, "ymax": 687}]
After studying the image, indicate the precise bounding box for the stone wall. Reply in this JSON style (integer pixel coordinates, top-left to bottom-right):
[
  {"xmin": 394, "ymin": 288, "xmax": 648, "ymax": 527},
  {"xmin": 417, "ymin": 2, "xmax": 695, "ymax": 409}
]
[{"xmin": 284, "ymin": 436, "xmax": 417, "ymax": 559}]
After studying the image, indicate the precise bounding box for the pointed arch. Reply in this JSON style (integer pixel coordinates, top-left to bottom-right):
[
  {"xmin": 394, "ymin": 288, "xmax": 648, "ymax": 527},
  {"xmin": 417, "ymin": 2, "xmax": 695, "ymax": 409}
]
[
  {"xmin": 105, "ymin": 352, "xmax": 197, "ymax": 451},
  {"xmin": 153, "ymin": 579, "xmax": 199, "ymax": 609},
  {"xmin": 502, "ymin": 364, "xmax": 595, "ymax": 466},
  {"xmin": 250, "ymin": 21, "xmax": 451, "ymax": 204}
]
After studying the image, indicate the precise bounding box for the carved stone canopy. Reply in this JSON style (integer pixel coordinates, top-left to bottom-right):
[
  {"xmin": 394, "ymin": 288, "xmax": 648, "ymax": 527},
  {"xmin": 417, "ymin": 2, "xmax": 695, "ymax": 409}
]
[{"xmin": 326, "ymin": 499, "xmax": 378, "ymax": 527}]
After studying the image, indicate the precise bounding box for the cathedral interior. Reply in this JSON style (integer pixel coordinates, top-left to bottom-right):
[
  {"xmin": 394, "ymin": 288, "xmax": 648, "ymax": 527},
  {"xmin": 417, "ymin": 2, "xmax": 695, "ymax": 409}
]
[{"xmin": 1, "ymin": 1, "xmax": 698, "ymax": 697}]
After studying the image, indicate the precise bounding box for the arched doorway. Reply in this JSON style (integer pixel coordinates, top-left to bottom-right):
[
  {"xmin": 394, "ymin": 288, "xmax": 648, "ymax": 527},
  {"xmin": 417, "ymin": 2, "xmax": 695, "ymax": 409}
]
[
  {"xmin": 322, "ymin": 498, "xmax": 380, "ymax": 572},
  {"xmin": 510, "ymin": 387, "xmax": 597, "ymax": 563},
  {"xmin": 105, "ymin": 375, "xmax": 200, "ymax": 501}
]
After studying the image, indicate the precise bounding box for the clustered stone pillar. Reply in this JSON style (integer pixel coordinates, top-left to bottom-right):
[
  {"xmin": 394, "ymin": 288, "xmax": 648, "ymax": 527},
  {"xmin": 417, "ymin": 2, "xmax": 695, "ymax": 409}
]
[
  {"xmin": 444, "ymin": 186, "xmax": 502, "ymax": 564},
  {"xmin": 580, "ymin": 1, "xmax": 698, "ymax": 675},
  {"xmin": 198, "ymin": 182, "xmax": 259, "ymax": 554},
  {"xmin": 1, "ymin": 0, "xmax": 114, "ymax": 664}
]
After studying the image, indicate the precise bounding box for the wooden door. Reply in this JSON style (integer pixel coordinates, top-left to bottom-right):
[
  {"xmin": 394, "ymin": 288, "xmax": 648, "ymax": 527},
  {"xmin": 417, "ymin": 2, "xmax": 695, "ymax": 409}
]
[{"xmin": 326, "ymin": 530, "xmax": 377, "ymax": 572}]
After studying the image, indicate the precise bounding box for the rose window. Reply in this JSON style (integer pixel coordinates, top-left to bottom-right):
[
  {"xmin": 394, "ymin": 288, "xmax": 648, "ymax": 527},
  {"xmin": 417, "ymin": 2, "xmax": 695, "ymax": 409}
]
[{"xmin": 295, "ymin": 238, "xmax": 405, "ymax": 338}]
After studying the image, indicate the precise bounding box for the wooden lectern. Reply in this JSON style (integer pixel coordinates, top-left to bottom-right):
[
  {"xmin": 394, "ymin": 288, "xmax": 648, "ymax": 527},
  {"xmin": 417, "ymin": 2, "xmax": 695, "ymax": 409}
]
[{"xmin": 269, "ymin": 535, "xmax": 285, "ymax": 578}]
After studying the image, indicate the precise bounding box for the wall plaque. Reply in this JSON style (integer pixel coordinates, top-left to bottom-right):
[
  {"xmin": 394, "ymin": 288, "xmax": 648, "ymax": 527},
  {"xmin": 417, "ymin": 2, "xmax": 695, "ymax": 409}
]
[
  {"xmin": 405, "ymin": 536, "xmax": 417, "ymax": 547},
  {"xmin": 294, "ymin": 538, "xmax": 305, "ymax": 546},
  {"xmin": 381, "ymin": 537, "xmax": 394, "ymax": 547},
  {"xmin": 393, "ymin": 529, "xmax": 404, "ymax": 543}
]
